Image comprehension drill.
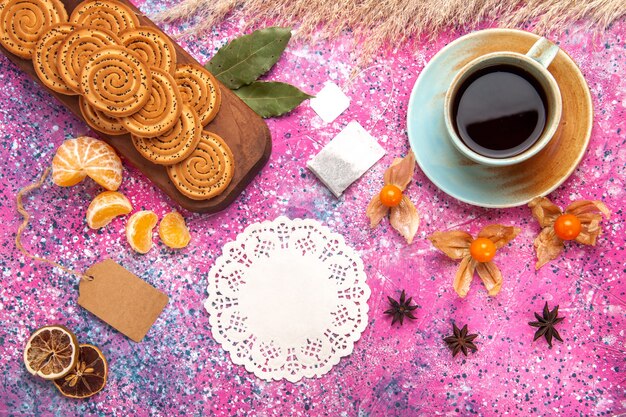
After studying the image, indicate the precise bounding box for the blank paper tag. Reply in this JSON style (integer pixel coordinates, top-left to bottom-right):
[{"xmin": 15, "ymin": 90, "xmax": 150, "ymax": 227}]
[
  {"xmin": 79, "ymin": 259, "xmax": 169, "ymax": 343},
  {"xmin": 309, "ymin": 82, "xmax": 350, "ymax": 123}
]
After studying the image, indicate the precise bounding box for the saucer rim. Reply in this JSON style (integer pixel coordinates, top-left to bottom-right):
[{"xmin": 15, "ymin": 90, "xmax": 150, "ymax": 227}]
[{"xmin": 407, "ymin": 28, "xmax": 593, "ymax": 208}]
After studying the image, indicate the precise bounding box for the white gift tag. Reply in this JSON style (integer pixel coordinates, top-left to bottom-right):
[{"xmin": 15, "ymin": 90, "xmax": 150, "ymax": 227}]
[
  {"xmin": 307, "ymin": 121, "xmax": 386, "ymax": 197},
  {"xmin": 309, "ymin": 82, "xmax": 350, "ymax": 123}
]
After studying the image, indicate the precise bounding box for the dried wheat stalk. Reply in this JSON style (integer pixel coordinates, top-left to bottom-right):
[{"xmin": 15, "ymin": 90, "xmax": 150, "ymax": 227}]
[{"xmin": 154, "ymin": 0, "xmax": 625, "ymax": 60}]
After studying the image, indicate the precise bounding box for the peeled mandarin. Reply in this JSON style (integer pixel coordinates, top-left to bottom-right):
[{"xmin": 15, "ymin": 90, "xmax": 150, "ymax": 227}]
[
  {"xmin": 126, "ymin": 210, "xmax": 158, "ymax": 254},
  {"xmin": 158, "ymin": 212, "xmax": 191, "ymax": 249},
  {"xmin": 86, "ymin": 191, "xmax": 132, "ymax": 229},
  {"xmin": 51, "ymin": 136, "xmax": 123, "ymax": 191}
]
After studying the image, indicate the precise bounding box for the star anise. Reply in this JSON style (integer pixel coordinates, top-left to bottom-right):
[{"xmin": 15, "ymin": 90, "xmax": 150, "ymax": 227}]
[
  {"xmin": 384, "ymin": 290, "xmax": 417, "ymax": 325},
  {"xmin": 443, "ymin": 323, "xmax": 478, "ymax": 357},
  {"xmin": 529, "ymin": 302, "xmax": 564, "ymax": 348}
]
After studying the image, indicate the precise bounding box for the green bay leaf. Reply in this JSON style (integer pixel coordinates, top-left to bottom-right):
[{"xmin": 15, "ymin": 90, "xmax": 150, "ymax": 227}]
[
  {"xmin": 234, "ymin": 81, "xmax": 313, "ymax": 118},
  {"xmin": 206, "ymin": 27, "xmax": 292, "ymax": 90}
]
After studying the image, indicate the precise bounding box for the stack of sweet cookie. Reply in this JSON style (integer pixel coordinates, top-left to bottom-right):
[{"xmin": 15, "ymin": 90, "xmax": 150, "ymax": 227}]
[{"xmin": 0, "ymin": 0, "xmax": 234, "ymax": 201}]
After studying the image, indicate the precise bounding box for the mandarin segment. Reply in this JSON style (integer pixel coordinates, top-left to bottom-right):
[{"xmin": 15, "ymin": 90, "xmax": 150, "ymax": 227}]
[
  {"xmin": 86, "ymin": 191, "xmax": 132, "ymax": 229},
  {"xmin": 23, "ymin": 325, "xmax": 79, "ymax": 380},
  {"xmin": 51, "ymin": 136, "xmax": 123, "ymax": 190},
  {"xmin": 53, "ymin": 344, "xmax": 108, "ymax": 399},
  {"xmin": 126, "ymin": 210, "xmax": 158, "ymax": 254},
  {"xmin": 159, "ymin": 212, "xmax": 190, "ymax": 249}
]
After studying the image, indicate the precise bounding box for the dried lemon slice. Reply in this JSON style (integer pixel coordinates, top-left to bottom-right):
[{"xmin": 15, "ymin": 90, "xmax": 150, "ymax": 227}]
[
  {"xmin": 53, "ymin": 344, "xmax": 108, "ymax": 399},
  {"xmin": 23, "ymin": 325, "xmax": 79, "ymax": 380}
]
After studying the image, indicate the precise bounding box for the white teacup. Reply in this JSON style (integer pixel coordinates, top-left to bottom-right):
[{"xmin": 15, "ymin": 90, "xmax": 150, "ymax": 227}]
[{"xmin": 444, "ymin": 37, "xmax": 562, "ymax": 167}]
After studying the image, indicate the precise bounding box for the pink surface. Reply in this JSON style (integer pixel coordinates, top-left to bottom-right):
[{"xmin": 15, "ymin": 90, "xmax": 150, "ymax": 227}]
[{"xmin": 0, "ymin": 2, "xmax": 625, "ymax": 415}]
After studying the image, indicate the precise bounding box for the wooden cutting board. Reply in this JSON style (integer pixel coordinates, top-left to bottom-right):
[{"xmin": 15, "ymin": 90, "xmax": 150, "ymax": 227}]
[{"xmin": 0, "ymin": 0, "xmax": 272, "ymax": 213}]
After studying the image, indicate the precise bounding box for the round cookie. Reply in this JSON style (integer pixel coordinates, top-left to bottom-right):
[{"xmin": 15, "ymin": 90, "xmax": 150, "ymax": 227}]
[
  {"xmin": 79, "ymin": 96, "xmax": 127, "ymax": 135},
  {"xmin": 131, "ymin": 104, "xmax": 202, "ymax": 165},
  {"xmin": 119, "ymin": 27, "xmax": 176, "ymax": 75},
  {"xmin": 166, "ymin": 131, "xmax": 234, "ymax": 200},
  {"xmin": 174, "ymin": 64, "xmax": 221, "ymax": 126},
  {"xmin": 0, "ymin": 0, "xmax": 68, "ymax": 59},
  {"xmin": 69, "ymin": 0, "xmax": 139, "ymax": 34},
  {"xmin": 121, "ymin": 67, "xmax": 182, "ymax": 137},
  {"xmin": 80, "ymin": 45, "xmax": 151, "ymax": 117},
  {"xmin": 57, "ymin": 27, "xmax": 120, "ymax": 93},
  {"xmin": 32, "ymin": 23, "xmax": 78, "ymax": 95}
]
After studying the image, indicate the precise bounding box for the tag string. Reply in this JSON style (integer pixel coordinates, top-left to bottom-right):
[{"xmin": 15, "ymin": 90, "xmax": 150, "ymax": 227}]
[
  {"xmin": 15, "ymin": 168, "xmax": 93, "ymax": 281},
  {"xmin": 344, "ymin": 63, "xmax": 396, "ymax": 130}
]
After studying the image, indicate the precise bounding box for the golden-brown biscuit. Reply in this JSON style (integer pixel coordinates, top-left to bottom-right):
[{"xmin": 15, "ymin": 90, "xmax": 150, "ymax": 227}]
[
  {"xmin": 79, "ymin": 96, "xmax": 127, "ymax": 135},
  {"xmin": 131, "ymin": 104, "xmax": 201, "ymax": 165},
  {"xmin": 119, "ymin": 27, "xmax": 176, "ymax": 75},
  {"xmin": 32, "ymin": 23, "xmax": 77, "ymax": 95},
  {"xmin": 166, "ymin": 131, "xmax": 234, "ymax": 200},
  {"xmin": 174, "ymin": 64, "xmax": 221, "ymax": 126},
  {"xmin": 69, "ymin": 0, "xmax": 139, "ymax": 34},
  {"xmin": 57, "ymin": 27, "xmax": 120, "ymax": 93},
  {"xmin": 121, "ymin": 67, "xmax": 182, "ymax": 137},
  {"xmin": 0, "ymin": 0, "xmax": 68, "ymax": 59},
  {"xmin": 79, "ymin": 45, "xmax": 151, "ymax": 117}
]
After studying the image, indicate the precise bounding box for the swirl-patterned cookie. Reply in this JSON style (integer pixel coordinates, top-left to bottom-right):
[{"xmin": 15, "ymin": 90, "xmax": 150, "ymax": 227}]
[
  {"xmin": 131, "ymin": 104, "xmax": 201, "ymax": 165},
  {"xmin": 69, "ymin": 0, "xmax": 139, "ymax": 34},
  {"xmin": 80, "ymin": 45, "xmax": 151, "ymax": 117},
  {"xmin": 119, "ymin": 27, "xmax": 176, "ymax": 75},
  {"xmin": 0, "ymin": 0, "xmax": 68, "ymax": 59},
  {"xmin": 167, "ymin": 131, "xmax": 234, "ymax": 200},
  {"xmin": 174, "ymin": 64, "xmax": 221, "ymax": 126},
  {"xmin": 57, "ymin": 27, "xmax": 120, "ymax": 93},
  {"xmin": 79, "ymin": 96, "xmax": 127, "ymax": 135},
  {"xmin": 121, "ymin": 67, "xmax": 182, "ymax": 137},
  {"xmin": 32, "ymin": 23, "xmax": 77, "ymax": 95}
]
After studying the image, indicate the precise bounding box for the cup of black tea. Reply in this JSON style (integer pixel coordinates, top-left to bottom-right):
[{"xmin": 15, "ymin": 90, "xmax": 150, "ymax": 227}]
[{"xmin": 444, "ymin": 37, "xmax": 562, "ymax": 166}]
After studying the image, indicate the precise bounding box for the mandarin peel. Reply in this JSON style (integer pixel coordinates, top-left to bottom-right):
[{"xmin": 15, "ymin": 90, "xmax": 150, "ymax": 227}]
[
  {"xmin": 528, "ymin": 197, "xmax": 610, "ymax": 269},
  {"xmin": 366, "ymin": 152, "xmax": 419, "ymax": 244},
  {"xmin": 429, "ymin": 224, "xmax": 520, "ymax": 298}
]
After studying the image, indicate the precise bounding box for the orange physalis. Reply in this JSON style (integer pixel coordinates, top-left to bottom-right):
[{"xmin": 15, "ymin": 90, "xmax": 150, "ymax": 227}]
[
  {"xmin": 528, "ymin": 197, "xmax": 610, "ymax": 269},
  {"xmin": 366, "ymin": 152, "xmax": 419, "ymax": 244},
  {"xmin": 429, "ymin": 224, "xmax": 520, "ymax": 298}
]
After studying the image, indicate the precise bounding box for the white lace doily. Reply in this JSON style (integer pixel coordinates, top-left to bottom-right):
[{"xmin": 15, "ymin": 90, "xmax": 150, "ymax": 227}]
[{"xmin": 204, "ymin": 216, "xmax": 371, "ymax": 382}]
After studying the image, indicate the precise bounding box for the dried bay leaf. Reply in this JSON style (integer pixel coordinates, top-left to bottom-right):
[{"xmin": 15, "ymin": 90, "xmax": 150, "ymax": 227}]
[
  {"xmin": 206, "ymin": 27, "xmax": 292, "ymax": 89},
  {"xmin": 234, "ymin": 81, "xmax": 313, "ymax": 118}
]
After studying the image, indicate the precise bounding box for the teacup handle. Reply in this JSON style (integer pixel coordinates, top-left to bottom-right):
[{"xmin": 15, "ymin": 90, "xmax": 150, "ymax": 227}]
[{"xmin": 526, "ymin": 37, "xmax": 560, "ymax": 68}]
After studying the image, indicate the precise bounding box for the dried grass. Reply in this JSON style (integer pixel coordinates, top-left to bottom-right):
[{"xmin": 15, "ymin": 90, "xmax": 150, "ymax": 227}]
[{"xmin": 154, "ymin": 0, "xmax": 626, "ymax": 60}]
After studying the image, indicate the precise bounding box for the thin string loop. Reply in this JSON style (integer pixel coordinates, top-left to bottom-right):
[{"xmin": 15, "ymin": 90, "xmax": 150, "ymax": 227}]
[
  {"xmin": 344, "ymin": 63, "xmax": 395, "ymax": 130},
  {"xmin": 15, "ymin": 168, "xmax": 93, "ymax": 281}
]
